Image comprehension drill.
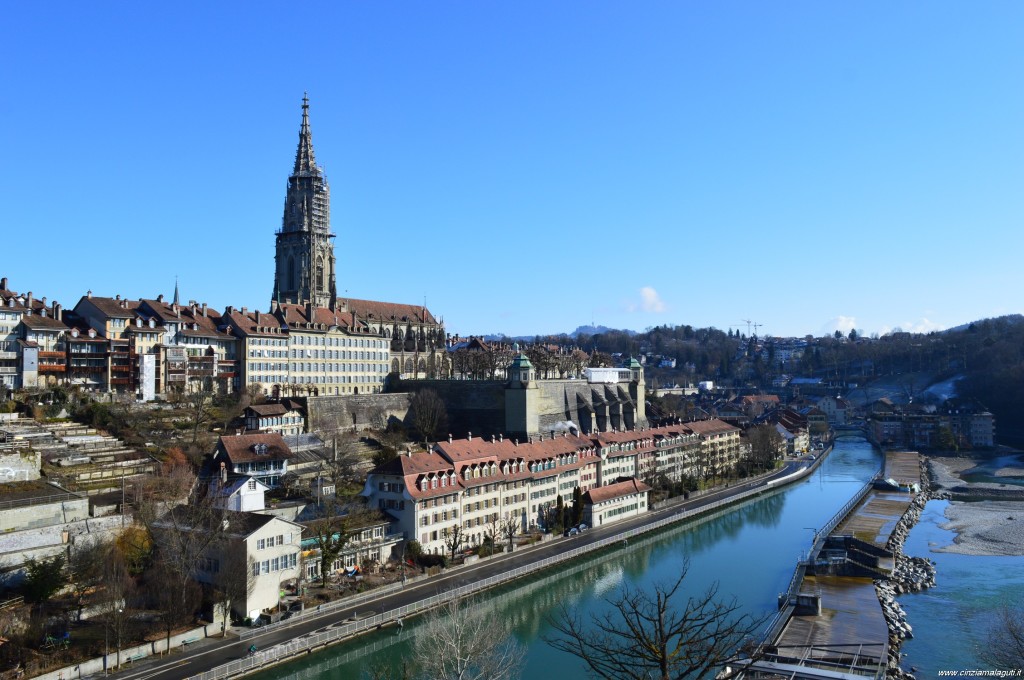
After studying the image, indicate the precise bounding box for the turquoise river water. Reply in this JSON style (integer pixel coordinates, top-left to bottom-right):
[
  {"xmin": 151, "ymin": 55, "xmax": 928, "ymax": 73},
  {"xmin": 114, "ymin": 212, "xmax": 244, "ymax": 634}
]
[{"xmin": 253, "ymin": 439, "xmax": 887, "ymax": 679}]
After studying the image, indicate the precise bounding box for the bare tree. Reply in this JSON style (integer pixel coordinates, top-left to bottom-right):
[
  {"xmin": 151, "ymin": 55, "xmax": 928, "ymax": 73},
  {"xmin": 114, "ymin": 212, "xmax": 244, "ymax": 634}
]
[
  {"xmin": 145, "ymin": 501, "xmax": 231, "ymax": 648},
  {"xmin": 484, "ymin": 514, "xmax": 502, "ymax": 553},
  {"xmin": 211, "ymin": 551, "xmax": 256, "ymax": 634},
  {"xmin": 500, "ymin": 516, "xmax": 521, "ymax": 552},
  {"xmin": 184, "ymin": 389, "xmax": 215, "ymax": 448},
  {"xmin": 68, "ymin": 539, "xmax": 109, "ymax": 621},
  {"xmin": 742, "ymin": 425, "xmax": 785, "ymax": 474},
  {"xmin": 442, "ymin": 525, "xmax": 465, "ymax": 563},
  {"xmin": 410, "ymin": 389, "xmax": 447, "ymax": 442},
  {"xmin": 544, "ymin": 562, "xmax": 763, "ymax": 680},
  {"xmin": 98, "ymin": 546, "xmax": 136, "ymax": 670},
  {"xmin": 982, "ymin": 606, "xmax": 1024, "ymax": 670},
  {"xmin": 306, "ymin": 508, "xmax": 353, "ymax": 587},
  {"xmin": 412, "ymin": 595, "xmax": 525, "ymax": 680}
]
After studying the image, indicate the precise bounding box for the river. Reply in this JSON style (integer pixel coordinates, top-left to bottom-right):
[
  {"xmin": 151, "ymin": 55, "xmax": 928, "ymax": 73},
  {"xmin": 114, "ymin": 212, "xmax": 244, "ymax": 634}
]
[
  {"xmin": 898, "ymin": 499, "xmax": 1024, "ymax": 676},
  {"xmin": 252, "ymin": 438, "xmax": 882, "ymax": 679}
]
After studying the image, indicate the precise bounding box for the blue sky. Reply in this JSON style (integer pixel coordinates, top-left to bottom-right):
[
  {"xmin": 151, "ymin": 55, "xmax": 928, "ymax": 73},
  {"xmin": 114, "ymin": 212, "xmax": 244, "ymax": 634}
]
[{"xmin": 3, "ymin": 3, "xmax": 1022, "ymax": 339}]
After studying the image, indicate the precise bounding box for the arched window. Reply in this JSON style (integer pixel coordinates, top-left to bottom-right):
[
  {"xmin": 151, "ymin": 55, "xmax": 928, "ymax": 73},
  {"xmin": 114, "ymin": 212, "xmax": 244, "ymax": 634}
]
[
  {"xmin": 316, "ymin": 257, "xmax": 325, "ymax": 290},
  {"xmin": 391, "ymin": 359, "xmax": 400, "ymax": 373},
  {"xmin": 287, "ymin": 256, "xmax": 296, "ymax": 291},
  {"xmin": 405, "ymin": 358, "xmax": 414, "ymax": 373}
]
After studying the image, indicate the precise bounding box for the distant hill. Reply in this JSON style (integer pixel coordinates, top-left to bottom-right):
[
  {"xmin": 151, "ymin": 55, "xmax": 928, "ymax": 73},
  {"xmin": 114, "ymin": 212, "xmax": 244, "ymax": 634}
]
[
  {"xmin": 570, "ymin": 325, "xmax": 637, "ymax": 338},
  {"xmin": 943, "ymin": 314, "xmax": 1024, "ymax": 334},
  {"xmin": 479, "ymin": 325, "xmax": 638, "ymax": 343}
]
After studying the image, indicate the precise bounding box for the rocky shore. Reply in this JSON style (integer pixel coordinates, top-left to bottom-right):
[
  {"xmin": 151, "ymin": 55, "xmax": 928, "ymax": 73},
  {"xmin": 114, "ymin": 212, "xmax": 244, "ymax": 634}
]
[{"xmin": 876, "ymin": 456, "xmax": 937, "ymax": 679}]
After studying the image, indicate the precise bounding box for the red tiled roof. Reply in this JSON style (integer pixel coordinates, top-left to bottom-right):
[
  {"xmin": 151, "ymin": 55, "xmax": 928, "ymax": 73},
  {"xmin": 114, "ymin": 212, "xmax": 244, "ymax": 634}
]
[
  {"xmin": 684, "ymin": 419, "xmax": 740, "ymax": 437},
  {"xmin": 584, "ymin": 478, "xmax": 651, "ymax": 504},
  {"xmin": 216, "ymin": 432, "xmax": 293, "ymax": 463},
  {"xmin": 340, "ymin": 298, "xmax": 438, "ymax": 325},
  {"xmin": 223, "ymin": 309, "xmax": 285, "ymax": 337},
  {"xmin": 246, "ymin": 404, "xmax": 289, "ymax": 417}
]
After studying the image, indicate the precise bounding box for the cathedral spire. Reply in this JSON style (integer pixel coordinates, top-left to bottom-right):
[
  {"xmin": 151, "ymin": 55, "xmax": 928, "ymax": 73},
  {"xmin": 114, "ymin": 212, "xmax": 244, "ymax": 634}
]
[
  {"xmin": 293, "ymin": 93, "xmax": 317, "ymax": 175},
  {"xmin": 173, "ymin": 276, "xmax": 180, "ymax": 306}
]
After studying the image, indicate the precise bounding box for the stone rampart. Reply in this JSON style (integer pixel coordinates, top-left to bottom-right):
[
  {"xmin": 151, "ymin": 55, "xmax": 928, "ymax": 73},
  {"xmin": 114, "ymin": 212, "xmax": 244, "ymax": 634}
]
[
  {"xmin": 306, "ymin": 393, "xmax": 412, "ymax": 434},
  {"xmin": 394, "ymin": 380, "xmax": 507, "ymax": 438}
]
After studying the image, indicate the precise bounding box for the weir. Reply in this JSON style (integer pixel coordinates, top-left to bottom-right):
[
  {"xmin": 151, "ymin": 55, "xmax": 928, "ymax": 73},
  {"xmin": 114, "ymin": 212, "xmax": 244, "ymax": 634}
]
[{"xmin": 743, "ymin": 451, "xmax": 922, "ymax": 680}]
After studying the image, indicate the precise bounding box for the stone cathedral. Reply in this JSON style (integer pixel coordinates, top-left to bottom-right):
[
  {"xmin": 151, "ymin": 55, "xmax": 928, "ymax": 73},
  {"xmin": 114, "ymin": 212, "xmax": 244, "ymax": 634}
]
[
  {"xmin": 272, "ymin": 95, "xmax": 337, "ymax": 309},
  {"xmin": 270, "ymin": 96, "xmax": 447, "ymax": 381}
]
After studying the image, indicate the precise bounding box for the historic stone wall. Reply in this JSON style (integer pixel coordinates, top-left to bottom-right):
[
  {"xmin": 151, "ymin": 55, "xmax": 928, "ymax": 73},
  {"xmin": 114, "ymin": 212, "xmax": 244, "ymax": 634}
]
[
  {"xmin": 306, "ymin": 393, "xmax": 412, "ymax": 434},
  {"xmin": 391, "ymin": 378, "xmax": 648, "ymax": 440},
  {"xmin": 394, "ymin": 380, "xmax": 507, "ymax": 438}
]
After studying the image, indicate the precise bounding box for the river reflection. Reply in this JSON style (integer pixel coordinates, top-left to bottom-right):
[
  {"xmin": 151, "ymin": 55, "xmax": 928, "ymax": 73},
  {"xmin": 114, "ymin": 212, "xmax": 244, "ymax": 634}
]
[{"xmin": 253, "ymin": 439, "xmax": 881, "ymax": 680}]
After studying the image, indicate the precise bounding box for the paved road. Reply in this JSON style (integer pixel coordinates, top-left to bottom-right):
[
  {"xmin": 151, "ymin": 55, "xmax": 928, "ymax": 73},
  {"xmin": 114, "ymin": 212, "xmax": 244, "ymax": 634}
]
[{"xmin": 99, "ymin": 456, "xmax": 816, "ymax": 680}]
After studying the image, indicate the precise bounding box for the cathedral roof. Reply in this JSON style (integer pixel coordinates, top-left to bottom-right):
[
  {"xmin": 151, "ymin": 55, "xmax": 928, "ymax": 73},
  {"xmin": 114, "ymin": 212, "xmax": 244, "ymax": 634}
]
[{"xmin": 339, "ymin": 298, "xmax": 439, "ymax": 326}]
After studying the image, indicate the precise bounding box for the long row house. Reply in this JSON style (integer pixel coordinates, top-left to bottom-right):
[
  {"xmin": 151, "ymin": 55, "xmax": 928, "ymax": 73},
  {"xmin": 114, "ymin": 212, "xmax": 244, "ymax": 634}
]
[{"xmin": 362, "ymin": 419, "xmax": 743, "ymax": 556}]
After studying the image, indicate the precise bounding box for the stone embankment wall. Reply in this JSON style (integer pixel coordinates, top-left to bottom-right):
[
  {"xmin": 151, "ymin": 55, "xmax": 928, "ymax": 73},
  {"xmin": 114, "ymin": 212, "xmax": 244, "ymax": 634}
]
[
  {"xmin": 306, "ymin": 393, "xmax": 413, "ymax": 434},
  {"xmin": 876, "ymin": 456, "xmax": 937, "ymax": 680}
]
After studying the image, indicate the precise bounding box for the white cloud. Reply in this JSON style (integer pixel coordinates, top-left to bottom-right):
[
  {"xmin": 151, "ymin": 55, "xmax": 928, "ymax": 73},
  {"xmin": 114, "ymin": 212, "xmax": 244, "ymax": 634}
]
[
  {"xmin": 639, "ymin": 286, "xmax": 666, "ymax": 313},
  {"xmin": 879, "ymin": 318, "xmax": 945, "ymax": 335},
  {"xmin": 823, "ymin": 316, "xmax": 857, "ymax": 335}
]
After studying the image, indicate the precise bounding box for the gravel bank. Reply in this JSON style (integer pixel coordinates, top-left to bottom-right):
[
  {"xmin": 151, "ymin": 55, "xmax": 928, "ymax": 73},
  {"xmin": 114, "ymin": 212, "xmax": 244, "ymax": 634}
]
[{"xmin": 927, "ymin": 457, "xmax": 1024, "ymax": 556}]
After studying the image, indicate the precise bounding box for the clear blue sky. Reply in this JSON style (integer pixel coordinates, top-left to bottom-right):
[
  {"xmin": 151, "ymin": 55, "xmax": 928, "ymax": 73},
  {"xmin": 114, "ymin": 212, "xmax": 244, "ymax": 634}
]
[{"xmin": 3, "ymin": 3, "xmax": 1022, "ymax": 339}]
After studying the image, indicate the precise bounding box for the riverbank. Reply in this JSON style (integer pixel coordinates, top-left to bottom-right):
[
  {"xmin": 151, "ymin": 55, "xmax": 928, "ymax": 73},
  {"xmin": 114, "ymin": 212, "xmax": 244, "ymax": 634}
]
[
  {"xmin": 927, "ymin": 456, "xmax": 1024, "ymax": 556},
  {"xmin": 879, "ymin": 452, "xmax": 1024, "ymax": 678}
]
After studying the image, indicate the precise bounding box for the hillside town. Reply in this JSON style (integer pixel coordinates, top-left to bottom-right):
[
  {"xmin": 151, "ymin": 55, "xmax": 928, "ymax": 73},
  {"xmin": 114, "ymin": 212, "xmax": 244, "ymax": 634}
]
[{"xmin": 0, "ymin": 99, "xmax": 1001, "ymax": 679}]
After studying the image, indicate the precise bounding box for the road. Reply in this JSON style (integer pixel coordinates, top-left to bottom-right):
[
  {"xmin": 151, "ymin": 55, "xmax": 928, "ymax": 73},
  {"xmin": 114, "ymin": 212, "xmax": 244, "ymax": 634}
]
[{"xmin": 98, "ymin": 456, "xmax": 817, "ymax": 680}]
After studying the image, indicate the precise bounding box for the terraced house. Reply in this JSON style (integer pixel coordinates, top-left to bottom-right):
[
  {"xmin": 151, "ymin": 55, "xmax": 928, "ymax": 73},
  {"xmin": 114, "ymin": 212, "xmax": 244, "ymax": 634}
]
[{"xmin": 362, "ymin": 419, "xmax": 737, "ymax": 556}]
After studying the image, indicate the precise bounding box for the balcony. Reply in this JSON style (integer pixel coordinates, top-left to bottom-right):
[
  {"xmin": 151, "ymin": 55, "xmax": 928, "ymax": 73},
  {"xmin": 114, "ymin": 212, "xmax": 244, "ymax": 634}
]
[{"xmin": 39, "ymin": 364, "xmax": 66, "ymax": 373}]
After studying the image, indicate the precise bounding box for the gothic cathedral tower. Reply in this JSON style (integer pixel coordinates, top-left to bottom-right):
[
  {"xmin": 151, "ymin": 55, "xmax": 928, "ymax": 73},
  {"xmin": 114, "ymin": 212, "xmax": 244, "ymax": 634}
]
[{"xmin": 272, "ymin": 95, "xmax": 337, "ymax": 309}]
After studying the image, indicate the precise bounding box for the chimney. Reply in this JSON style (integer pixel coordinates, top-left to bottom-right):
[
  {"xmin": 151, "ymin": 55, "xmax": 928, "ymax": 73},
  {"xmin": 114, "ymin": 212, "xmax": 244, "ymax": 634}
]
[
  {"xmin": 27, "ymin": 292, "xmax": 33, "ymax": 307},
  {"xmin": 499, "ymin": 434, "xmax": 503, "ymax": 442},
  {"xmin": 202, "ymin": 303, "xmax": 207, "ymax": 317},
  {"xmin": 447, "ymin": 434, "xmax": 452, "ymax": 443},
  {"xmin": 467, "ymin": 431, "xmax": 472, "ymax": 441},
  {"xmin": 0, "ymin": 277, "xmax": 6, "ymax": 291},
  {"xmin": 241, "ymin": 307, "xmax": 248, "ymax": 315},
  {"xmin": 41, "ymin": 297, "xmax": 46, "ymax": 306},
  {"xmin": 53, "ymin": 302, "xmax": 62, "ymax": 321},
  {"xmin": 220, "ymin": 462, "xmax": 227, "ymax": 484},
  {"xmin": 115, "ymin": 294, "xmax": 120, "ymax": 301},
  {"xmin": 514, "ymin": 439, "xmax": 518, "ymax": 447},
  {"xmin": 225, "ymin": 305, "xmax": 234, "ymax": 314},
  {"xmin": 256, "ymin": 311, "xmax": 261, "ymax": 324},
  {"xmin": 157, "ymin": 294, "xmax": 164, "ymax": 303},
  {"xmin": 87, "ymin": 290, "xmax": 92, "ymax": 298}
]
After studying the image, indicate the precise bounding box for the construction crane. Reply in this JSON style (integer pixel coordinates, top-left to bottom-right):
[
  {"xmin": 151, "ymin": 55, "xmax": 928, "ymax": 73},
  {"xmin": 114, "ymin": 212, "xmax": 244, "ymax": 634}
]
[{"xmin": 739, "ymin": 319, "xmax": 764, "ymax": 338}]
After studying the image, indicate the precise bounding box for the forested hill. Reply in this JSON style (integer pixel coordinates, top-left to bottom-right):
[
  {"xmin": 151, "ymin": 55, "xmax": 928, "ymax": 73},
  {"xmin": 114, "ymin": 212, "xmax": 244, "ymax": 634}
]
[{"xmin": 531, "ymin": 315, "xmax": 1024, "ymax": 445}]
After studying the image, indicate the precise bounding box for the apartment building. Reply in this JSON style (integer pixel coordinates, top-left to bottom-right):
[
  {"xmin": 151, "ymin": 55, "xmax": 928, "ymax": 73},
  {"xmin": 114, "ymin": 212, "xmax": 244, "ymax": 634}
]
[{"xmin": 363, "ymin": 420, "xmax": 736, "ymax": 556}]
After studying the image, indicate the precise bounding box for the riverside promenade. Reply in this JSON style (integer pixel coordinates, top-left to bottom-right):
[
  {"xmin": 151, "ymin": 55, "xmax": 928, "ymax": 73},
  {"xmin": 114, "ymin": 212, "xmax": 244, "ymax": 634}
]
[
  {"xmin": 745, "ymin": 451, "xmax": 921, "ymax": 680},
  {"xmin": 61, "ymin": 454, "xmax": 824, "ymax": 680}
]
